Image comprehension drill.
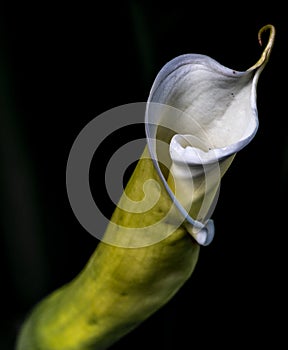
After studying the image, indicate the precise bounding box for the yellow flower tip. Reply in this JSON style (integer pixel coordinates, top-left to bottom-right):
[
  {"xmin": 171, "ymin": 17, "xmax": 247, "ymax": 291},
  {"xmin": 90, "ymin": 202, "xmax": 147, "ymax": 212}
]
[
  {"xmin": 247, "ymin": 24, "xmax": 276, "ymax": 72},
  {"xmin": 258, "ymin": 24, "xmax": 276, "ymax": 57}
]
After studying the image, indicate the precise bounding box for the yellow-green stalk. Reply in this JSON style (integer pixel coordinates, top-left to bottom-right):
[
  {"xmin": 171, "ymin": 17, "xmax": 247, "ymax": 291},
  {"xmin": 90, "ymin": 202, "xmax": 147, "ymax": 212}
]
[{"xmin": 16, "ymin": 148, "xmax": 200, "ymax": 350}]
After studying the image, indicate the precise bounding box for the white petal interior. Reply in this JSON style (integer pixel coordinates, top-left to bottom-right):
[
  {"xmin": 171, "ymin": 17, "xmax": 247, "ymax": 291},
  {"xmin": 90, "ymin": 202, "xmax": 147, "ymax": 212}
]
[{"xmin": 148, "ymin": 55, "xmax": 258, "ymax": 164}]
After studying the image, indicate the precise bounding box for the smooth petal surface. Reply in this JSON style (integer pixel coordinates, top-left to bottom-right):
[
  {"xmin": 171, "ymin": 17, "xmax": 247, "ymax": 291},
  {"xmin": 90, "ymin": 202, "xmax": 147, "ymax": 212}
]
[{"xmin": 145, "ymin": 25, "xmax": 275, "ymax": 245}]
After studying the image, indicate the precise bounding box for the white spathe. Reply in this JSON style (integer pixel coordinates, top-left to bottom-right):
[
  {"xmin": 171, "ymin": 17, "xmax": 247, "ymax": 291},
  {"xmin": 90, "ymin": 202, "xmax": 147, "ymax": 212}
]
[{"xmin": 145, "ymin": 26, "xmax": 274, "ymax": 245}]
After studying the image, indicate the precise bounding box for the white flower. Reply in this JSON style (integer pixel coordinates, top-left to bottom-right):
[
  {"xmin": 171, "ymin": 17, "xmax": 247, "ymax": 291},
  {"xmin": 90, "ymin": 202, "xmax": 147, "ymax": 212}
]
[{"xmin": 145, "ymin": 25, "xmax": 275, "ymax": 245}]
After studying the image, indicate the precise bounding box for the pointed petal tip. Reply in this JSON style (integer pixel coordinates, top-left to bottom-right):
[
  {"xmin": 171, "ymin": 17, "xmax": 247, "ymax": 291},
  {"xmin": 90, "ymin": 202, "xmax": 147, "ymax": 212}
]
[{"xmin": 248, "ymin": 24, "xmax": 276, "ymax": 72}]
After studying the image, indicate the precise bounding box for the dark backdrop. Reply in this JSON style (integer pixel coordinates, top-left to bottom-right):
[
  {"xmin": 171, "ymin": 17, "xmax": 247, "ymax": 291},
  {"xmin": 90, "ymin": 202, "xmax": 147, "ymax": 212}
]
[{"xmin": 0, "ymin": 2, "xmax": 287, "ymax": 349}]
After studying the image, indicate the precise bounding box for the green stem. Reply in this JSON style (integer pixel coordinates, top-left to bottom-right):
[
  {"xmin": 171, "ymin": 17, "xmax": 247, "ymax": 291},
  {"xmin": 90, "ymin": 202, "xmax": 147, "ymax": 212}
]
[{"xmin": 16, "ymin": 148, "xmax": 199, "ymax": 350}]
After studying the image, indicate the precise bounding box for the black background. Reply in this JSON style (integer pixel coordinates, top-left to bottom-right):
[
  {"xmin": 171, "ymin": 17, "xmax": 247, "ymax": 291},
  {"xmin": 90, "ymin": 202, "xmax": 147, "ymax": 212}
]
[{"xmin": 0, "ymin": 2, "xmax": 287, "ymax": 349}]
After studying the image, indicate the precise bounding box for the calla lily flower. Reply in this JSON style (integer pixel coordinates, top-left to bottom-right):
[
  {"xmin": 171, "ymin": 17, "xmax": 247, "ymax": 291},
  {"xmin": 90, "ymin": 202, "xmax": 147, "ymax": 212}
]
[
  {"xmin": 145, "ymin": 24, "xmax": 275, "ymax": 245},
  {"xmin": 16, "ymin": 25, "xmax": 275, "ymax": 350}
]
